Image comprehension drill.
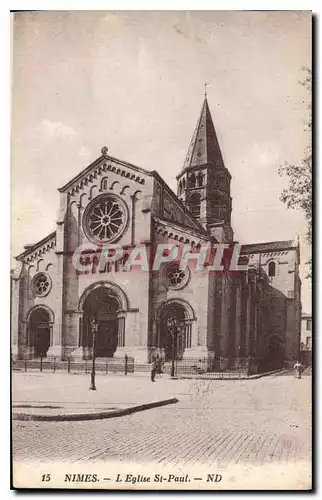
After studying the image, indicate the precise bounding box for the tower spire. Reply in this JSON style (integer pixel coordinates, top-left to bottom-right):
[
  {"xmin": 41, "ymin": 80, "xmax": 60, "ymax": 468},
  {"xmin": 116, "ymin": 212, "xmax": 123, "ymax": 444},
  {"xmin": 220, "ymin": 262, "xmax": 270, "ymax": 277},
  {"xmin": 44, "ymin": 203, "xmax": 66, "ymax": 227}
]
[
  {"xmin": 181, "ymin": 96, "xmax": 225, "ymax": 171},
  {"xmin": 176, "ymin": 97, "xmax": 233, "ymax": 242}
]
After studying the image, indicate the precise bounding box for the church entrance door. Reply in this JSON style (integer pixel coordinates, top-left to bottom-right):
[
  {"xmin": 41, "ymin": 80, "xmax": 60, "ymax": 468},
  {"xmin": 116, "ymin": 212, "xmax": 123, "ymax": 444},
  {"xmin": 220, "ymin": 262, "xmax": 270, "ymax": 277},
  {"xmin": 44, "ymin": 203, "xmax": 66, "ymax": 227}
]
[
  {"xmin": 160, "ymin": 303, "xmax": 187, "ymax": 362},
  {"xmin": 82, "ymin": 287, "xmax": 120, "ymax": 358},
  {"xmin": 29, "ymin": 308, "xmax": 51, "ymax": 357}
]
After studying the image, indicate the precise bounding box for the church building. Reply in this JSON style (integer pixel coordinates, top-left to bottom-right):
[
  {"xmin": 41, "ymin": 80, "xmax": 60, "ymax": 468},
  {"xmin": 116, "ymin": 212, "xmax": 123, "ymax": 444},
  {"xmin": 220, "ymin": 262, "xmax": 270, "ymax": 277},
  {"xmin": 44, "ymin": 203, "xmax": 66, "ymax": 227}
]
[{"xmin": 11, "ymin": 96, "xmax": 302, "ymax": 370}]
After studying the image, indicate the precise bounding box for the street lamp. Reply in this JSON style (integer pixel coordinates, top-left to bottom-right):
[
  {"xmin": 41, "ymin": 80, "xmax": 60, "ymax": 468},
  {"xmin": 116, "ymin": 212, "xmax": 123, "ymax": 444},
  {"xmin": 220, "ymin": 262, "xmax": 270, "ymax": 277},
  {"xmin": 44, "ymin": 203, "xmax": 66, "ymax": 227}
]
[
  {"xmin": 89, "ymin": 317, "xmax": 98, "ymax": 390},
  {"xmin": 167, "ymin": 315, "xmax": 181, "ymax": 378}
]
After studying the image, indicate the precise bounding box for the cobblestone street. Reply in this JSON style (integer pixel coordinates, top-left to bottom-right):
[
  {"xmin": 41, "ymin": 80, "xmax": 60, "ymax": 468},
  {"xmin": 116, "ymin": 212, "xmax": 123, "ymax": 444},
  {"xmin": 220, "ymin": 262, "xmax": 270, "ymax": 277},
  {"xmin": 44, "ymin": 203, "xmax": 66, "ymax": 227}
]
[{"xmin": 12, "ymin": 371, "xmax": 311, "ymax": 469}]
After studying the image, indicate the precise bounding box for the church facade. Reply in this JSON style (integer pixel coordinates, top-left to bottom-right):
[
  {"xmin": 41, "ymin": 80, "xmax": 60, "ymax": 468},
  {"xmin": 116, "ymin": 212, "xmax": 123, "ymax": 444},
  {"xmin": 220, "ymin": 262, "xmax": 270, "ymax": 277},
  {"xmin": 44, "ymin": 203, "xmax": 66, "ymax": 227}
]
[{"xmin": 11, "ymin": 98, "xmax": 302, "ymax": 370}]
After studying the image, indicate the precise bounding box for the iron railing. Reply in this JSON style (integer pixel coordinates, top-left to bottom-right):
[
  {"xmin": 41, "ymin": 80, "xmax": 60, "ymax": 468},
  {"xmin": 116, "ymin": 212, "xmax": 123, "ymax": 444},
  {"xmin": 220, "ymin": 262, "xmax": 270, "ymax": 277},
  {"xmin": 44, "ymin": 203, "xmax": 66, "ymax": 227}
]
[
  {"xmin": 11, "ymin": 355, "xmax": 134, "ymax": 375},
  {"xmin": 11, "ymin": 355, "xmax": 283, "ymax": 378}
]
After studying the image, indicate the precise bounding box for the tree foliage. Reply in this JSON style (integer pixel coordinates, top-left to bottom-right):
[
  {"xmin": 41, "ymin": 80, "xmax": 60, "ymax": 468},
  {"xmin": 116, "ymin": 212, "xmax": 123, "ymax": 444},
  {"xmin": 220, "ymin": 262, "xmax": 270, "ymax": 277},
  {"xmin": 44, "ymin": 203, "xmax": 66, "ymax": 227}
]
[{"xmin": 278, "ymin": 68, "xmax": 312, "ymax": 249}]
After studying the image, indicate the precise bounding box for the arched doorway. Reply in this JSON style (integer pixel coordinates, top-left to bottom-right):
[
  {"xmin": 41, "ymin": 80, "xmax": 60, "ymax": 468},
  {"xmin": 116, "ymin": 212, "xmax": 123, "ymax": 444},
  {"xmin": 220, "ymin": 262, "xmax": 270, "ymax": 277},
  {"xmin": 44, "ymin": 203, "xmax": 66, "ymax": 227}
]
[
  {"xmin": 258, "ymin": 334, "xmax": 285, "ymax": 371},
  {"xmin": 157, "ymin": 300, "xmax": 194, "ymax": 361},
  {"xmin": 268, "ymin": 335, "xmax": 285, "ymax": 369},
  {"xmin": 82, "ymin": 286, "xmax": 124, "ymax": 358},
  {"xmin": 28, "ymin": 307, "xmax": 52, "ymax": 357}
]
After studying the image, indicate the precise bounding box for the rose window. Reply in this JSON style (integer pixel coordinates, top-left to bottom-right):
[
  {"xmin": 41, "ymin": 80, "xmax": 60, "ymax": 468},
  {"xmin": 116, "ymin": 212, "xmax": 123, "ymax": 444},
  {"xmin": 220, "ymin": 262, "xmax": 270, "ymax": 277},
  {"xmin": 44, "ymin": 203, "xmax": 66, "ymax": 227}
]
[
  {"xmin": 164, "ymin": 263, "xmax": 190, "ymax": 290},
  {"xmin": 33, "ymin": 273, "xmax": 51, "ymax": 297},
  {"xmin": 83, "ymin": 194, "xmax": 128, "ymax": 244}
]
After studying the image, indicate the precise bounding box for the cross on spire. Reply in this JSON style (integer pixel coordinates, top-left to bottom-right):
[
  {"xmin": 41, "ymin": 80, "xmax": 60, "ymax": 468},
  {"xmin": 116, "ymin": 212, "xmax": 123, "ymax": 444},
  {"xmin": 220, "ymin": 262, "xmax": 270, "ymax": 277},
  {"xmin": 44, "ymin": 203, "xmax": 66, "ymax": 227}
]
[{"xmin": 204, "ymin": 81, "xmax": 209, "ymax": 98}]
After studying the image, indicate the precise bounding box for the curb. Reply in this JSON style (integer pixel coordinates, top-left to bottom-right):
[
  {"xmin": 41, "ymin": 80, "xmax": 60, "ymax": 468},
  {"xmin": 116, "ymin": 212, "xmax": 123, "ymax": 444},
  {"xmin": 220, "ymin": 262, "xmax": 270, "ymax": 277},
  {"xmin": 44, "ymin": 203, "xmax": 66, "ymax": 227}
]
[
  {"xmin": 247, "ymin": 369, "xmax": 289, "ymax": 379},
  {"xmin": 176, "ymin": 369, "xmax": 287, "ymax": 381},
  {"xmin": 12, "ymin": 397, "xmax": 179, "ymax": 422}
]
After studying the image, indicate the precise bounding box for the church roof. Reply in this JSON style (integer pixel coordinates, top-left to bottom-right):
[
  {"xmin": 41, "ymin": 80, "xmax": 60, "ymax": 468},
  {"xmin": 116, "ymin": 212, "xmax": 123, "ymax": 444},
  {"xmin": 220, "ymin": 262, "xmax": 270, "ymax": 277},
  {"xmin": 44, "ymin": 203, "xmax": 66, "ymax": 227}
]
[
  {"xmin": 153, "ymin": 216, "xmax": 209, "ymax": 242},
  {"xmin": 181, "ymin": 97, "xmax": 225, "ymax": 172},
  {"xmin": 241, "ymin": 240, "xmax": 297, "ymax": 254}
]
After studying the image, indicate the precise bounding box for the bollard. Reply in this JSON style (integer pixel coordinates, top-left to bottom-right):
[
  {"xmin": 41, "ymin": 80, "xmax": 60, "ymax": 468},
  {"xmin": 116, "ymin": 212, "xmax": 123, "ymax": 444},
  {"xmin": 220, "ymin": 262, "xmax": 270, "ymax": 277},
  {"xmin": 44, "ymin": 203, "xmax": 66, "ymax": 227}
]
[
  {"xmin": 125, "ymin": 354, "xmax": 128, "ymax": 376},
  {"xmin": 68, "ymin": 356, "xmax": 71, "ymax": 373},
  {"xmin": 40, "ymin": 355, "xmax": 43, "ymax": 372},
  {"xmin": 85, "ymin": 359, "xmax": 88, "ymax": 374},
  {"xmin": 24, "ymin": 358, "xmax": 27, "ymax": 372},
  {"xmin": 105, "ymin": 357, "xmax": 108, "ymax": 374},
  {"xmin": 53, "ymin": 356, "xmax": 56, "ymax": 373}
]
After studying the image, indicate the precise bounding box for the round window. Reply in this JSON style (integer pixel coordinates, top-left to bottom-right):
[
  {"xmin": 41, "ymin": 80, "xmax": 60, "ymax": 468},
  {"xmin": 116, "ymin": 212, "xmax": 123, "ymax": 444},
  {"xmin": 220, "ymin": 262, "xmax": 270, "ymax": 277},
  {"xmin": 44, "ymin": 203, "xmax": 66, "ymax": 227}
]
[
  {"xmin": 32, "ymin": 273, "xmax": 52, "ymax": 297},
  {"xmin": 83, "ymin": 194, "xmax": 128, "ymax": 244},
  {"xmin": 164, "ymin": 262, "xmax": 190, "ymax": 290}
]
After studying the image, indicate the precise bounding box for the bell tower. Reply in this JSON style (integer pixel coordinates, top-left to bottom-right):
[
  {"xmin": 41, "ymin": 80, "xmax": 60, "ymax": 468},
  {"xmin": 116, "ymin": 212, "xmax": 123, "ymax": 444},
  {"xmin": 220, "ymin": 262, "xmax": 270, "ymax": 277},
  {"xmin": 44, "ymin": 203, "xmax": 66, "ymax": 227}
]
[{"xmin": 177, "ymin": 94, "xmax": 233, "ymax": 242}]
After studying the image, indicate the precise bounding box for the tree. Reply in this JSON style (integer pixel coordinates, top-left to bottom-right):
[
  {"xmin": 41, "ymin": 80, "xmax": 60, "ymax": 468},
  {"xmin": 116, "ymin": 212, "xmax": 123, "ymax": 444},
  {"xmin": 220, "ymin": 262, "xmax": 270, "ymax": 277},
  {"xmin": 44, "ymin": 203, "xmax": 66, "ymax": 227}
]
[{"xmin": 278, "ymin": 68, "xmax": 312, "ymax": 273}]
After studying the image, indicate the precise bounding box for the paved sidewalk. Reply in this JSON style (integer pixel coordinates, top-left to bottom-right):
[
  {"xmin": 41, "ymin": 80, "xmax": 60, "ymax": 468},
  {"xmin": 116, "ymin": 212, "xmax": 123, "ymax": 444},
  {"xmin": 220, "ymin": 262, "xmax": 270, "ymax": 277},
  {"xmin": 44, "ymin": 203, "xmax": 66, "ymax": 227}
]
[
  {"xmin": 12, "ymin": 372, "xmax": 186, "ymax": 420},
  {"xmin": 12, "ymin": 372, "xmax": 311, "ymax": 479}
]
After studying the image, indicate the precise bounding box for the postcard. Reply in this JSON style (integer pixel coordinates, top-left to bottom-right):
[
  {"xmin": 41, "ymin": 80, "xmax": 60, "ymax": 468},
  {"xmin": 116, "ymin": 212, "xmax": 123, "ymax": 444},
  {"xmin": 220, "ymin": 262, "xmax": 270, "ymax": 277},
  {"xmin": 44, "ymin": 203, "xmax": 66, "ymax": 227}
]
[{"xmin": 11, "ymin": 10, "xmax": 312, "ymax": 490}]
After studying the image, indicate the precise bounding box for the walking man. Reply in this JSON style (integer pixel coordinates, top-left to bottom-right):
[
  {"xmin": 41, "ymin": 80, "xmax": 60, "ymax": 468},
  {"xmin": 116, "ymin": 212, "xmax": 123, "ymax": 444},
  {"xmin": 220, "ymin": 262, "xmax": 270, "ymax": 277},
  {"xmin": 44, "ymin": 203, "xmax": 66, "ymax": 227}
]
[
  {"xmin": 294, "ymin": 360, "xmax": 304, "ymax": 379},
  {"xmin": 151, "ymin": 357, "xmax": 157, "ymax": 382},
  {"xmin": 155, "ymin": 354, "xmax": 164, "ymax": 376}
]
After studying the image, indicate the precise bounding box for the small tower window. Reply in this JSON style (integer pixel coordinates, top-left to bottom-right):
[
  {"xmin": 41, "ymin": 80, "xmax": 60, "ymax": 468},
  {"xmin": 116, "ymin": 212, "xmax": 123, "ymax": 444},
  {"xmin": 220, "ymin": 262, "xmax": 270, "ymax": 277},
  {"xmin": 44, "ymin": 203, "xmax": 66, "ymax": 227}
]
[
  {"xmin": 268, "ymin": 261, "xmax": 276, "ymax": 277},
  {"xmin": 182, "ymin": 177, "xmax": 186, "ymax": 189},
  {"xmin": 188, "ymin": 193, "xmax": 201, "ymax": 218},
  {"xmin": 197, "ymin": 173, "xmax": 204, "ymax": 187},
  {"xmin": 213, "ymin": 194, "xmax": 221, "ymax": 206},
  {"xmin": 178, "ymin": 180, "xmax": 182, "ymax": 194},
  {"xmin": 188, "ymin": 173, "xmax": 196, "ymax": 188}
]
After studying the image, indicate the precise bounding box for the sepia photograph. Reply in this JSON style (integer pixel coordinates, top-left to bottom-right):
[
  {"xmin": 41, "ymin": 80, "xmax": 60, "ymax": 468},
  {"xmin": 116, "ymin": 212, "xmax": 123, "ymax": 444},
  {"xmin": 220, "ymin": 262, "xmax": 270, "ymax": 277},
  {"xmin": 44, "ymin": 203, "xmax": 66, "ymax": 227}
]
[{"xmin": 10, "ymin": 10, "xmax": 312, "ymax": 490}]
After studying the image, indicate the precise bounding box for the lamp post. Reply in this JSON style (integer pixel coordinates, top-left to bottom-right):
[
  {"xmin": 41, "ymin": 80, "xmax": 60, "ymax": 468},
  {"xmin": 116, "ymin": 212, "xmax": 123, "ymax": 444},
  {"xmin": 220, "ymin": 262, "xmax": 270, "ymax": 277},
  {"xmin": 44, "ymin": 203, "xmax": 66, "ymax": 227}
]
[
  {"xmin": 167, "ymin": 315, "xmax": 181, "ymax": 378},
  {"xmin": 89, "ymin": 317, "xmax": 98, "ymax": 390}
]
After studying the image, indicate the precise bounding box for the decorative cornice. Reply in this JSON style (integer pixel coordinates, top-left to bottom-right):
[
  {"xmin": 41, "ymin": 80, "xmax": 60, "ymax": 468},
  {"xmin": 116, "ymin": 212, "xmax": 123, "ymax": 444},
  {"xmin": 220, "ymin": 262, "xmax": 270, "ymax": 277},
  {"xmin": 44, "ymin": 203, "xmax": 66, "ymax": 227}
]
[
  {"xmin": 59, "ymin": 155, "xmax": 149, "ymax": 195},
  {"xmin": 16, "ymin": 232, "xmax": 56, "ymax": 263},
  {"xmin": 153, "ymin": 217, "xmax": 209, "ymax": 247}
]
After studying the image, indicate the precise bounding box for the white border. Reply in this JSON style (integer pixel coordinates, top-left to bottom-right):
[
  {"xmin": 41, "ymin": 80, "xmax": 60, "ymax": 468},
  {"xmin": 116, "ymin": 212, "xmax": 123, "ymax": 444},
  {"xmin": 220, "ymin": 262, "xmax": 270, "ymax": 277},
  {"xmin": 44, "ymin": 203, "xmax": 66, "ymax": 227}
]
[{"xmin": 3, "ymin": 3, "xmax": 318, "ymax": 498}]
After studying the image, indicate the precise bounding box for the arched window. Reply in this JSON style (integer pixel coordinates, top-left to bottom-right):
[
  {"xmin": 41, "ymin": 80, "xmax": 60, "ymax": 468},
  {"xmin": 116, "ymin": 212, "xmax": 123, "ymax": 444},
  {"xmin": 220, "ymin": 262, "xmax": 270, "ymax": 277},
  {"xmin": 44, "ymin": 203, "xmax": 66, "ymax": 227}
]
[
  {"xmin": 188, "ymin": 173, "xmax": 196, "ymax": 188},
  {"xmin": 178, "ymin": 180, "xmax": 182, "ymax": 194},
  {"xmin": 182, "ymin": 177, "xmax": 186, "ymax": 189},
  {"xmin": 268, "ymin": 261, "xmax": 276, "ymax": 277},
  {"xmin": 197, "ymin": 172, "xmax": 204, "ymax": 187},
  {"xmin": 101, "ymin": 177, "xmax": 108, "ymax": 191},
  {"xmin": 215, "ymin": 175, "xmax": 226, "ymax": 188},
  {"xmin": 213, "ymin": 194, "xmax": 221, "ymax": 206},
  {"xmin": 188, "ymin": 193, "xmax": 201, "ymax": 218}
]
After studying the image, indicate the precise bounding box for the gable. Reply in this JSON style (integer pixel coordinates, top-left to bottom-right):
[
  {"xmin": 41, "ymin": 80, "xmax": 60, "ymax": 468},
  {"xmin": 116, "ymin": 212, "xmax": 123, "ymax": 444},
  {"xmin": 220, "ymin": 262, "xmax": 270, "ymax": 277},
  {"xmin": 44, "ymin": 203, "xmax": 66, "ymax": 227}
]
[
  {"xmin": 57, "ymin": 150, "xmax": 206, "ymax": 240},
  {"xmin": 58, "ymin": 151, "xmax": 151, "ymax": 196},
  {"xmin": 16, "ymin": 231, "xmax": 56, "ymax": 263}
]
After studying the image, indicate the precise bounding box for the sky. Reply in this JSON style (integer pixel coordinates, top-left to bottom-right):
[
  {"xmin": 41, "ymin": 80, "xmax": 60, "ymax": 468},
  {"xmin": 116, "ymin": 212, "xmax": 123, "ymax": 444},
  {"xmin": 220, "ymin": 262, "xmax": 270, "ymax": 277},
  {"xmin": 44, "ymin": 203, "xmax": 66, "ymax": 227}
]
[{"xmin": 11, "ymin": 10, "xmax": 312, "ymax": 311}]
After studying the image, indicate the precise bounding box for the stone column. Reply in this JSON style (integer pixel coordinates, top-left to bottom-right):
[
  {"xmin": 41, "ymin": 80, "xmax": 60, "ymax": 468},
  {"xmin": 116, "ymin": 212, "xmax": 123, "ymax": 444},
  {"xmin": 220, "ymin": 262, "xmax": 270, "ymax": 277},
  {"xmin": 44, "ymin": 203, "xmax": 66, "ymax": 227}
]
[
  {"xmin": 147, "ymin": 320, "xmax": 159, "ymax": 361},
  {"xmin": 234, "ymin": 280, "xmax": 242, "ymax": 361},
  {"xmin": 20, "ymin": 321, "xmax": 33, "ymax": 359},
  {"xmin": 185, "ymin": 320, "xmax": 207, "ymax": 358},
  {"xmin": 62, "ymin": 311, "xmax": 83, "ymax": 360},
  {"xmin": 115, "ymin": 315, "xmax": 127, "ymax": 357},
  {"xmin": 11, "ymin": 277, "xmax": 19, "ymax": 357}
]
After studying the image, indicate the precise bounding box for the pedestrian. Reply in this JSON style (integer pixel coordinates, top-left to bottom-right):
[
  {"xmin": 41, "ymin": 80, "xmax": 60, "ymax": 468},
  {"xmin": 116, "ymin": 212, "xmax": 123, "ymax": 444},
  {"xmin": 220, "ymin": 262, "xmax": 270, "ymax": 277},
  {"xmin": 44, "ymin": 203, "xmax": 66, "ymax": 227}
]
[
  {"xmin": 293, "ymin": 360, "xmax": 304, "ymax": 379},
  {"xmin": 151, "ymin": 357, "xmax": 157, "ymax": 382},
  {"xmin": 247, "ymin": 355, "xmax": 252, "ymax": 377},
  {"xmin": 155, "ymin": 354, "xmax": 164, "ymax": 376},
  {"xmin": 196, "ymin": 359, "xmax": 204, "ymax": 374}
]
